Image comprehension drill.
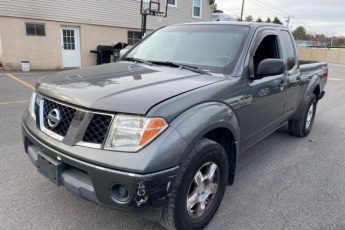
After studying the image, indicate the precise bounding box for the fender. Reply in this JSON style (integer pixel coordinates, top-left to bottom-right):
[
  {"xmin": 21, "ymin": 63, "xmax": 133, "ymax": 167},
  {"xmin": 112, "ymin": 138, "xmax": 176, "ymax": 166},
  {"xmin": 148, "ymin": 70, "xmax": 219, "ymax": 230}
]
[
  {"xmin": 304, "ymin": 74, "xmax": 321, "ymax": 99},
  {"xmin": 292, "ymin": 74, "xmax": 320, "ymax": 120},
  {"xmin": 169, "ymin": 102, "xmax": 240, "ymax": 182}
]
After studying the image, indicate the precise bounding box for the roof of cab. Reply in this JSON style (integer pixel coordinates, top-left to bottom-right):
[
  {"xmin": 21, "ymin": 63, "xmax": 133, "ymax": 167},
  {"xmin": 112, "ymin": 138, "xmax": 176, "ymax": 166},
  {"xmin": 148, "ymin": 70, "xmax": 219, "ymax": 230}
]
[{"xmin": 175, "ymin": 21, "xmax": 289, "ymax": 29}]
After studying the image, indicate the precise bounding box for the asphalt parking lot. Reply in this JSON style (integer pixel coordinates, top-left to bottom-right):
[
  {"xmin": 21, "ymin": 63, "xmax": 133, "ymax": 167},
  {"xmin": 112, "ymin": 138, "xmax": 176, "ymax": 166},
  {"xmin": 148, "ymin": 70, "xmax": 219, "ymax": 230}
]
[{"xmin": 0, "ymin": 64, "xmax": 345, "ymax": 230}]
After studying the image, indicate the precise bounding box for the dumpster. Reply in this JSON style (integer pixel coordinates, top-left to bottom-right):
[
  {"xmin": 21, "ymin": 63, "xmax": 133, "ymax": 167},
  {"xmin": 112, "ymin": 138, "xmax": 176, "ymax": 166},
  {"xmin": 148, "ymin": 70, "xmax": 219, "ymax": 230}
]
[
  {"xmin": 90, "ymin": 43, "xmax": 129, "ymax": 65},
  {"xmin": 90, "ymin": 45, "xmax": 114, "ymax": 65}
]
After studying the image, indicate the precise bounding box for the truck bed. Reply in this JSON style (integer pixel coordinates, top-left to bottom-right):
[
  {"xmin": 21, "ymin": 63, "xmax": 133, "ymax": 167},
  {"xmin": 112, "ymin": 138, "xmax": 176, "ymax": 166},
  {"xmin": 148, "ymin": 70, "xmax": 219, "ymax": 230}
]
[
  {"xmin": 299, "ymin": 60, "xmax": 328, "ymax": 100},
  {"xmin": 299, "ymin": 60, "xmax": 327, "ymax": 73}
]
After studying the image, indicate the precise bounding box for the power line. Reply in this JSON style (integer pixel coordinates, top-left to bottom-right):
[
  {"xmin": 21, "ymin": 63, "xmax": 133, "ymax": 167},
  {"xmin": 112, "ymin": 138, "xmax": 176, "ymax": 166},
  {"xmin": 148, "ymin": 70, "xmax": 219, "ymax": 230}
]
[
  {"xmin": 219, "ymin": 5, "xmax": 244, "ymax": 17},
  {"xmin": 238, "ymin": 0, "xmax": 285, "ymax": 21},
  {"xmin": 222, "ymin": 9, "xmax": 241, "ymax": 17},
  {"xmin": 286, "ymin": 16, "xmax": 290, "ymax": 27},
  {"xmin": 255, "ymin": 0, "xmax": 290, "ymax": 16},
  {"xmin": 250, "ymin": 0, "xmax": 287, "ymax": 17},
  {"xmin": 251, "ymin": 0, "xmax": 293, "ymax": 27},
  {"xmin": 222, "ymin": 2, "xmax": 286, "ymax": 19},
  {"xmin": 255, "ymin": 0, "xmax": 291, "ymax": 16},
  {"xmin": 222, "ymin": 0, "xmax": 292, "ymax": 24}
]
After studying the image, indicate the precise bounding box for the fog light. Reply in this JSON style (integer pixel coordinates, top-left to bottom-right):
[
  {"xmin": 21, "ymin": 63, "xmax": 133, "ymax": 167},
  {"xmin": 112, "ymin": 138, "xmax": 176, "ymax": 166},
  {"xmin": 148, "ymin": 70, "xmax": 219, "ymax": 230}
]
[
  {"xmin": 110, "ymin": 184, "xmax": 130, "ymax": 203},
  {"xmin": 118, "ymin": 185, "xmax": 128, "ymax": 197}
]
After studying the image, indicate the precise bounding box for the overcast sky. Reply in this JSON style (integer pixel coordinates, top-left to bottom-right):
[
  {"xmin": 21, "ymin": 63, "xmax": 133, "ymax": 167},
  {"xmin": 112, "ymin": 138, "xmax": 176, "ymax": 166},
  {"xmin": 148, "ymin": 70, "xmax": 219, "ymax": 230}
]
[{"xmin": 217, "ymin": 0, "xmax": 345, "ymax": 36}]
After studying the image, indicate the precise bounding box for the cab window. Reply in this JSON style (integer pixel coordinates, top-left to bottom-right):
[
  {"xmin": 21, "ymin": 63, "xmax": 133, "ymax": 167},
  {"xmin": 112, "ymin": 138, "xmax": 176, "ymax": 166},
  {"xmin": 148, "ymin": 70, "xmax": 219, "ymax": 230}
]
[
  {"xmin": 280, "ymin": 31, "xmax": 297, "ymax": 70},
  {"xmin": 253, "ymin": 35, "xmax": 281, "ymax": 75}
]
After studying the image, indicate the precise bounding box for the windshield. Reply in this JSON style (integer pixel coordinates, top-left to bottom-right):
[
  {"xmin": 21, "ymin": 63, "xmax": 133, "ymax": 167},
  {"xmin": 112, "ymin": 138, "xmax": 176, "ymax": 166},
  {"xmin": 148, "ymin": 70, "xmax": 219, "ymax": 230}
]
[{"xmin": 125, "ymin": 24, "xmax": 249, "ymax": 74}]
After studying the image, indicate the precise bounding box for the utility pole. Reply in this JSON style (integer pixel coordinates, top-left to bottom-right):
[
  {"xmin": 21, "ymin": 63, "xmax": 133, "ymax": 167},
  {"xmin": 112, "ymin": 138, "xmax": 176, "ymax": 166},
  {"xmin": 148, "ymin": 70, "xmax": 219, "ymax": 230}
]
[
  {"xmin": 286, "ymin": 16, "xmax": 290, "ymax": 27},
  {"xmin": 240, "ymin": 0, "xmax": 245, "ymax": 21},
  {"xmin": 331, "ymin": 33, "xmax": 335, "ymax": 47}
]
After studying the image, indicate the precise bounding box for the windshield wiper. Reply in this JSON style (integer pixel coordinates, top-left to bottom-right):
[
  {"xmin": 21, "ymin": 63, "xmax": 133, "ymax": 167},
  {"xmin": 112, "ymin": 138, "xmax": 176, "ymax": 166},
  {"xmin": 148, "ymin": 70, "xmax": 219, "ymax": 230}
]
[
  {"xmin": 122, "ymin": 57, "xmax": 153, "ymax": 66},
  {"xmin": 150, "ymin": 61, "xmax": 210, "ymax": 75}
]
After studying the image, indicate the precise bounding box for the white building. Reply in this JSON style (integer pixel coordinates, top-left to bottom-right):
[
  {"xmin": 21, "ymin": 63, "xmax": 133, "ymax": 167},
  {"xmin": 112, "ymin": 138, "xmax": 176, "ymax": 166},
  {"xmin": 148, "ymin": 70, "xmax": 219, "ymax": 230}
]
[{"xmin": 0, "ymin": 0, "xmax": 213, "ymax": 70}]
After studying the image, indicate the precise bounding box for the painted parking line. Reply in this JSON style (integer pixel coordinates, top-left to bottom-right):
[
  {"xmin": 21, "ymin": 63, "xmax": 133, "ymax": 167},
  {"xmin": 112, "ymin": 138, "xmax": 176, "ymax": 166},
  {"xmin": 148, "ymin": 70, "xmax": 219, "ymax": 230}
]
[
  {"xmin": 328, "ymin": 77, "xmax": 344, "ymax": 81},
  {"xmin": 6, "ymin": 73, "xmax": 35, "ymax": 90},
  {"xmin": 0, "ymin": 100, "xmax": 29, "ymax": 106}
]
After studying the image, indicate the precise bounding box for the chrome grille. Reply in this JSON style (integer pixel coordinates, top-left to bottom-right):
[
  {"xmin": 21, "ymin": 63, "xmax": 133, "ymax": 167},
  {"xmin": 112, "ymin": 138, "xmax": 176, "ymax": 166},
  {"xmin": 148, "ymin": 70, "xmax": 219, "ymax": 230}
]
[
  {"xmin": 43, "ymin": 99, "xmax": 76, "ymax": 137},
  {"xmin": 82, "ymin": 114, "xmax": 112, "ymax": 144},
  {"xmin": 39, "ymin": 97, "xmax": 113, "ymax": 148}
]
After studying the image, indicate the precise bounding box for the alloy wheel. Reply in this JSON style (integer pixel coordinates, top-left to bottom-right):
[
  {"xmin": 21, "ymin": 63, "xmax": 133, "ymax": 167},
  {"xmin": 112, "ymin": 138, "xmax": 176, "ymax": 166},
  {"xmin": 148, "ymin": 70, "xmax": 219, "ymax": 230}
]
[{"xmin": 186, "ymin": 162, "xmax": 220, "ymax": 219}]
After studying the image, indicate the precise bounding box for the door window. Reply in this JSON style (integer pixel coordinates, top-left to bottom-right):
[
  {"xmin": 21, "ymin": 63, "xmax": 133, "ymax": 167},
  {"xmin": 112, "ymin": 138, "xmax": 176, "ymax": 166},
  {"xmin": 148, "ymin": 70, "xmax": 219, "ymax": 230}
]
[
  {"xmin": 63, "ymin": 29, "xmax": 76, "ymax": 50},
  {"xmin": 280, "ymin": 31, "xmax": 297, "ymax": 70},
  {"xmin": 253, "ymin": 35, "xmax": 280, "ymax": 75}
]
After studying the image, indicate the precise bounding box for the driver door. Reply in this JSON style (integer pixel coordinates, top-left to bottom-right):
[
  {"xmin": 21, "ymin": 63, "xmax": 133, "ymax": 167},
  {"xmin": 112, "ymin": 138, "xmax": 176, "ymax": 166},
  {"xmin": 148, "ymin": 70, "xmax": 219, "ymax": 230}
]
[{"xmin": 239, "ymin": 30, "xmax": 287, "ymax": 151}]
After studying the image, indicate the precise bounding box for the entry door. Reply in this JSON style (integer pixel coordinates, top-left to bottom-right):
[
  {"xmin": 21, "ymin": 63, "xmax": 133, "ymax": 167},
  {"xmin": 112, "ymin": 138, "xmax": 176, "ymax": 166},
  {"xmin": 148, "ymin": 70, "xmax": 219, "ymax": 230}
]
[{"xmin": 61, "ymin": 26, "xmax": 81, "ymax": 68}]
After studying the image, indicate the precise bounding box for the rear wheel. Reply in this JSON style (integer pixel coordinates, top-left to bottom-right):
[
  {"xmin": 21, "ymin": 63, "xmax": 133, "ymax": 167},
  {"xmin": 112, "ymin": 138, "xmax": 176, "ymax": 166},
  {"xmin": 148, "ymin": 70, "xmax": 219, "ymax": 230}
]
[
  {"xmin": 159, "ymin": 138, "xmax": 228, "ymax": 230},
  {"xmin": 288, "ymin": 94, "xmax": 317, "ymax": 137}
]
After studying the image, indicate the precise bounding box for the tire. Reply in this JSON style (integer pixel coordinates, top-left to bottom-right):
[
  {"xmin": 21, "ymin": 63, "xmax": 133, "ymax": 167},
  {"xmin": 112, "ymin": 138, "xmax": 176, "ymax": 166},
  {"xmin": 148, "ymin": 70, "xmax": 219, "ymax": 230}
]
[
  {"xmin": 159, "ymin": 138, "xmax": 228, "ymax": 230},
  {"xmin": 288, "ymin": 94, "xmax": 317, "ymax": 137}
]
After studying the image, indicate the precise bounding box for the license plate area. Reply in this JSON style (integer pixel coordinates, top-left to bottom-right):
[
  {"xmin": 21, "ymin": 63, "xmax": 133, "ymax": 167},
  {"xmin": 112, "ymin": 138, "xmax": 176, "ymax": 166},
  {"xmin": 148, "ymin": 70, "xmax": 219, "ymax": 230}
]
[{"xmin": 37, "ymin": 151, "xmax": 65, "ymax": 185}]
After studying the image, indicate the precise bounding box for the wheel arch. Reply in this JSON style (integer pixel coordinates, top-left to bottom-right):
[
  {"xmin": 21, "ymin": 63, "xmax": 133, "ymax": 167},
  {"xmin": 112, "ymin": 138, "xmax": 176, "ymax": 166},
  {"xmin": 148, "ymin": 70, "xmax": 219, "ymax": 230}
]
[
  {"xmin": 313, "ymin": 84, "xmax": 321, "ymax": 98},
  {"xmin": 170, "ymin": 102, "xmax": 240, "ymax": 185},
  {"xmin": 305, "ymin": 75, "xmax": 321, "ymax": 99},
  {"xmin": 203, "ymin": 127, "xmax": 238, "ymax": 185},
  {"xmin": 292, "ymin": 76, "xmax": 321, "ymax": 120}
]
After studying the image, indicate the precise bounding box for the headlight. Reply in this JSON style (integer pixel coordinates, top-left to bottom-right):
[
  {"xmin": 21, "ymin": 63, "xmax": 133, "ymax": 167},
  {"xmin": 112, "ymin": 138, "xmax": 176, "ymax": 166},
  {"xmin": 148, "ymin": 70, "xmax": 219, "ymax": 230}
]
[
  {"xmin": 28, "ymin": 92, "xmax": 37, "ymax": 120},
  {"xmin": 104, "ymin": 115, "xmax": 168, "ymax": 152}
]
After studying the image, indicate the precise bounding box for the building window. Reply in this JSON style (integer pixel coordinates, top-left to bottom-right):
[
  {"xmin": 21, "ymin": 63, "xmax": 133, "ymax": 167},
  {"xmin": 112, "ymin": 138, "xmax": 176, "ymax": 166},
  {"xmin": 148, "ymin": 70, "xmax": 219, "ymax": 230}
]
[
  {"xmin": 128, "ymin": 31, "xmax": 141, "ymax": 45},
  {"xmin": 167, "ymin": 0, "xmax": 177, "ymax": 7},
  {"xmin": 26, "ymin": 23, "xmax": 45, "ymax": 36},
  {"xmin": 192, "ymin": 0, "xmax": 202, "ymax": 18},
  {"xmin": 62, "ymin": 29, "xmax": 76, "ymax": 50}
]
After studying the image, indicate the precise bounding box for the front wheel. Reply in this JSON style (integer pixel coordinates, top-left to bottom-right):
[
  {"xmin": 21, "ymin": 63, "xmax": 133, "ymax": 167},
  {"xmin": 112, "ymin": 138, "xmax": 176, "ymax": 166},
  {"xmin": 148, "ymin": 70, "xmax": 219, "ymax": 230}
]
[
  {"xmin": 288, "ymin": 94, "xmax": 317, "ymax": 137},
  {"xmin": 159, "ymin": 138, "xmax": 228, "ymax": 230}
]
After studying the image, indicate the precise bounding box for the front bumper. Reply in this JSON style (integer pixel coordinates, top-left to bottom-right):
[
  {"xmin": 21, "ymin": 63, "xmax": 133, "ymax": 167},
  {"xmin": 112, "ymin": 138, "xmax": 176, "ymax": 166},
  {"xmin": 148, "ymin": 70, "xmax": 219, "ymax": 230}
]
[{"xmin": 22, "ymin": 123, "xmax": 179, "ymax": 213}]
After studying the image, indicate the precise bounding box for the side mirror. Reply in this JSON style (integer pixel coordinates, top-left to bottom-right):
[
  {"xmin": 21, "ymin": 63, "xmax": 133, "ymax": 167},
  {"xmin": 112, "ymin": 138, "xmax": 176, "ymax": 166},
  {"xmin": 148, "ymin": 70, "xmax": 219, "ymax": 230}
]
[{"xmin": 255, "ymin": 59, "xmax": 285, "ymax": 78}]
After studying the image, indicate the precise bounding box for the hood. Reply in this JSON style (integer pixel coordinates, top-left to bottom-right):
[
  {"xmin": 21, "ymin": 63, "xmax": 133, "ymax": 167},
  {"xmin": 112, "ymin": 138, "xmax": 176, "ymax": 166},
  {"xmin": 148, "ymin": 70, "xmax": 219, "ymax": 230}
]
[{"xmin": 37, "ymin": 63, "xmax": 224, "ymax": 115}]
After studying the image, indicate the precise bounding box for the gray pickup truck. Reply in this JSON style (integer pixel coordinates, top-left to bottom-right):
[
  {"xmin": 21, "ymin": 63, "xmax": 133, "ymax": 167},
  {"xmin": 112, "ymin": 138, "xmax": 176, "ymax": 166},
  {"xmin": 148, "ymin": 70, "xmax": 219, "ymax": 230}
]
[{"xmin": 22, "ymin": 22, "xmax": 327, "ymax": 230}]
